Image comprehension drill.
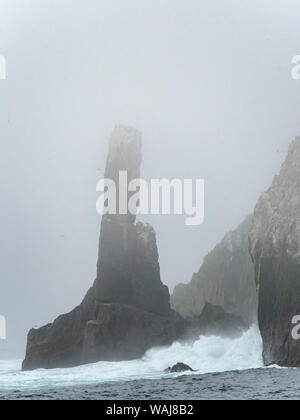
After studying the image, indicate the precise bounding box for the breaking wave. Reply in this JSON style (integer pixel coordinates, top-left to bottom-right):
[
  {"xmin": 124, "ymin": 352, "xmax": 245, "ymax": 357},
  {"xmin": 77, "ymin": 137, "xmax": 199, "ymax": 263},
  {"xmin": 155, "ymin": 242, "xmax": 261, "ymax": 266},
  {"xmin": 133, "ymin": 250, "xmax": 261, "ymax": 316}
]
[{"xmin": 0, "ymin": 325, "xmax": 263, "ymax": 392}]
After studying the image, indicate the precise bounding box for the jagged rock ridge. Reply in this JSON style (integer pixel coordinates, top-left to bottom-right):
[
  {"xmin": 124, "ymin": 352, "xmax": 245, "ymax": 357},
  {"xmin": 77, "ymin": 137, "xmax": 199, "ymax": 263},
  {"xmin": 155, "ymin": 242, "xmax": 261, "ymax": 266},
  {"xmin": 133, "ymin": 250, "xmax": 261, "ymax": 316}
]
[
  {"xmin": 171, "ymin": 215, "xmax": 257, "ymax": 330},
  {"xmin": 22, "ymin": 126, "xmax": 187, "ymax": 371},
  {"xmin": 249, "ymin": 137, "xmax": 300, "ymax": 367}
]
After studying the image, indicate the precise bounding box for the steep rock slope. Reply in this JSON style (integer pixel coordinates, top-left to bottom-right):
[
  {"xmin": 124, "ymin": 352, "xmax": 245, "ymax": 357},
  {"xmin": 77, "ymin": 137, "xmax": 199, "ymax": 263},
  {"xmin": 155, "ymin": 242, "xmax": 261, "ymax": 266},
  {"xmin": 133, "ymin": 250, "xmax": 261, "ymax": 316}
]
[
  {"xmin": 249, "ymin": 138, "xmax": 300, "ymax": 367},
  {"xmin": 171, "ymin": 216, "xmax": 257, "ymax": 327}
]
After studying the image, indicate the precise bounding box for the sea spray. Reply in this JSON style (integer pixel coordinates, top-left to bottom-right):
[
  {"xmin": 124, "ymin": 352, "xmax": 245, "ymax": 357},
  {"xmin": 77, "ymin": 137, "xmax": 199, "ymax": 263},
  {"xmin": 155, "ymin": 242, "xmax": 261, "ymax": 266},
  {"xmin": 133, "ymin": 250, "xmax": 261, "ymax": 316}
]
[{"xmin": 0, "ymin": 326, "xmax": 263, "ymax": 392}]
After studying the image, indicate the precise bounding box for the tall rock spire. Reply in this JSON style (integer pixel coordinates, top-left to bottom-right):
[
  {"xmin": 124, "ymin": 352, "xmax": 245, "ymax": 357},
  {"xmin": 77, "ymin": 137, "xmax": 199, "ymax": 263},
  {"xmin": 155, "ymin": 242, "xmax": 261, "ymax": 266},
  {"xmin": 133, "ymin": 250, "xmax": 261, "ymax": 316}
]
[
  {"xmin": 102, "ymin": 125, "xmax": 142, "ymax": 225},
  {"xmin": 95, "ymin": 125, "xmax": 170, "ymax": 313}
]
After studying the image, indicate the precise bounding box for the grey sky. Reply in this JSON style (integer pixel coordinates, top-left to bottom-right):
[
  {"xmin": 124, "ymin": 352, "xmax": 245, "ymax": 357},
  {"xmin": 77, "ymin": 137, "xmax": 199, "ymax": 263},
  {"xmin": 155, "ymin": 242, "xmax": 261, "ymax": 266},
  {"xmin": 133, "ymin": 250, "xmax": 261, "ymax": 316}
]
[{"xmin": 0, "ymin": 0, "xmax": 300, "ymax": 355}]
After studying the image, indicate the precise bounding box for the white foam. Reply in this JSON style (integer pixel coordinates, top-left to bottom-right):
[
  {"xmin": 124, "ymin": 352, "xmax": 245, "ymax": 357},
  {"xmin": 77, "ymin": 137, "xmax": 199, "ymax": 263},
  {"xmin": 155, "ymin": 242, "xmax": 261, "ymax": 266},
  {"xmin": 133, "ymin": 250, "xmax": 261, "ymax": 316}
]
[{"xmin": 0, "ymin": 325, "xmax": 263, "ymax": 392}]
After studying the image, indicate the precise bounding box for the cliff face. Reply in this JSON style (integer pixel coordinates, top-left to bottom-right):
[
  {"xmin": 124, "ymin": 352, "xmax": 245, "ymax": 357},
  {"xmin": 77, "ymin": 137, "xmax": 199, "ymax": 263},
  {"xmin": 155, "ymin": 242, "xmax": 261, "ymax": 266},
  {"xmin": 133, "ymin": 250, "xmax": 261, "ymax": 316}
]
[
  {"xmin": 22, "ymin": 126, "xmax": 187, "ymax": 371},
  {"xmin": 249, "ymin": 138, "xmax": 300, "ymax": 367},
  {"xmin": 171, "ymin": 216, "xmax": 257, "ymax": 328}
]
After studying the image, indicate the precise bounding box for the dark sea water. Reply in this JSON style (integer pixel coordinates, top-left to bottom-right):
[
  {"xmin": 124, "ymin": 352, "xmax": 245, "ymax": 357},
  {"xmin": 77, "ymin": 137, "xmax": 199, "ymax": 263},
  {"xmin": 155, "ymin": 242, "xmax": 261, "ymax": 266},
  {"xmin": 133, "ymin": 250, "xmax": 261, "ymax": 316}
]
[{"xmin": 1, "ymin": 368, "xmax": 299, "ymax": 400}]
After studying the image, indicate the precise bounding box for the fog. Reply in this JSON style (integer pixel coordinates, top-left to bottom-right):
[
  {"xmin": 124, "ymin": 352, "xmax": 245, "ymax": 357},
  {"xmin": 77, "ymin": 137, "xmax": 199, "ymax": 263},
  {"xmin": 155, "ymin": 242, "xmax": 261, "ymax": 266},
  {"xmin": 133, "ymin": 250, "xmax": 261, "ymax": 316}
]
[{"xmin": 0, "ymin": 0, "xmax": 299, "ymax": 356}]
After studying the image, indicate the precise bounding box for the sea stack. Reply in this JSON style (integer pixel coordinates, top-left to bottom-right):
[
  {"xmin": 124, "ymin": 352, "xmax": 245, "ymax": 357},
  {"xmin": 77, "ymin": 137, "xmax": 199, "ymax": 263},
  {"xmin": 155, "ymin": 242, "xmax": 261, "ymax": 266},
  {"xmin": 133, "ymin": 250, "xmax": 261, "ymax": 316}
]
[
  {"xmin": 249, "ymin": 138, "xmax": 300, "ymax": 367},
  {"xmin": 22, "ymin": 126, "xmax": 187, "ymax": 371}
]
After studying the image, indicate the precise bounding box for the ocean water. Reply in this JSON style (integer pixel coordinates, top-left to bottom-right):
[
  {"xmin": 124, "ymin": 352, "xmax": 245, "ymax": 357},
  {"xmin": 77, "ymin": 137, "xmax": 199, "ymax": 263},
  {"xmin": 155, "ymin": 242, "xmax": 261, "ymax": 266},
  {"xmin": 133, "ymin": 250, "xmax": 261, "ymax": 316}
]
[{"xmin": 0, "ymin": 325, "xmax": 299, "ymax": 400}]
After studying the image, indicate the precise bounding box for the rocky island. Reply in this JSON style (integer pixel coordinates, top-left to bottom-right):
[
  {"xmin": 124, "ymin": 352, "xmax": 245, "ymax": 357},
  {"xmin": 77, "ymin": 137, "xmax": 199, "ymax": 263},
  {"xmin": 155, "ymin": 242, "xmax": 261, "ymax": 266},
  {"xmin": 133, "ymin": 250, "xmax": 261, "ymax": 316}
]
[
  {"xmin": 249, "ymin": 137, "xmax": 300, "ymax": 367},
  {"xmin": 22, "ymin": 126, "xmax": 187, "ymax": 371}
]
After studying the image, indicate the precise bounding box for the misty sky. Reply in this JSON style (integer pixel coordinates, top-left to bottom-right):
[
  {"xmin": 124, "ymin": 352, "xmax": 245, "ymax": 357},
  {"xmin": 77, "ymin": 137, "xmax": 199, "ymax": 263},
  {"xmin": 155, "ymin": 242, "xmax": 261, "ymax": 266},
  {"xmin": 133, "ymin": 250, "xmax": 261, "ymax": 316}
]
[{"xmin": 0, "ymin": 0, "xmax": 300, "ymax": 355}]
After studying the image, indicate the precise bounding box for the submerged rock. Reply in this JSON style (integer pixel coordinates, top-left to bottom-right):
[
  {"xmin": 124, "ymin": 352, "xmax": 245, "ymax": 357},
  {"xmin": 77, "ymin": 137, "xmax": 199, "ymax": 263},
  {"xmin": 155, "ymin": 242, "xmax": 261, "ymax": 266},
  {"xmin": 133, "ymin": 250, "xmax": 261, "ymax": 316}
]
[
  {"xmin": 249, "ymin": 137, "xmax": 300, "ymax": 367},
  {"xmin": 165, "ymin": 363, "xmax": 195, "ymax": 374},
  {"xmin": 22, "ymin": 126, "xmax": 187, "ymax": 371}
]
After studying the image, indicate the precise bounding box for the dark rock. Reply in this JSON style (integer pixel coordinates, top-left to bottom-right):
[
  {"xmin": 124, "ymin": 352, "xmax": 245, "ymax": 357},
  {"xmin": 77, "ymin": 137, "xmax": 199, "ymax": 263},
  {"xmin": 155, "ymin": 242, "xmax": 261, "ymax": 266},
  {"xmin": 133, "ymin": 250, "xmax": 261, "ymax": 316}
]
[
  {"xmin": 82, "ymin": 303, "xmax": 185, "ymax": 363},
  {"xmin": 165, "ymin": 363, "xmax": 195, "ymax": 374},
  {"xmin": 171, "ymin": 216, "xmax": 257, "ymax": 331},
  {"xmin": 249, "ymin": 137, "xmax": 300, "ymax": 367},
  {"xmin": 22, "ymin": 126, "xmax": 187, "ymax": 371},
  {"xmin": 96, "ymin": 220, "xmax": 170, "ymax": 315}
]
